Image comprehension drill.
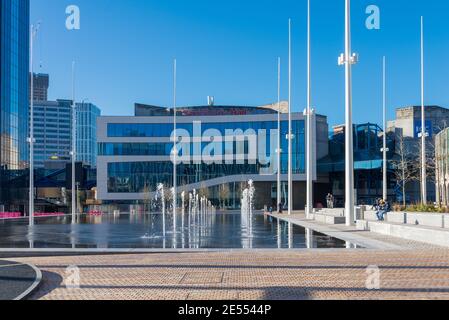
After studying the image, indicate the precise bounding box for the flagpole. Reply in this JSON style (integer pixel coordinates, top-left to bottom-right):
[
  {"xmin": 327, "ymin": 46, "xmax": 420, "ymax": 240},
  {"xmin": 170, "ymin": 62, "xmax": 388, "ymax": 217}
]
[{"xmin": 288, "ymin": 19, "xmax": 293, "ymax": 216}]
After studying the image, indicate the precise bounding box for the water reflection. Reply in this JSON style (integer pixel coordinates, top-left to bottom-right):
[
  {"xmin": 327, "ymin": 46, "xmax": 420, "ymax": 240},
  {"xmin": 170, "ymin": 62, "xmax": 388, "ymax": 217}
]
[{"xmin": 0, "ymin": 213, "xmax": 358, "ymax": 249}]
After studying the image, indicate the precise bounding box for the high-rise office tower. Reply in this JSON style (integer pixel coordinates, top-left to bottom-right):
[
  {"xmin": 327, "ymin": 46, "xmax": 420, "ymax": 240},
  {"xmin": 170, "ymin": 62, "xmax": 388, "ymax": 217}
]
[
  {"xmin": 0, "ymin": 0, "xmax": 30, "ymax": 170},
  {"xmin": 76, "ymin": 102, "xmax": 101, "ymax": 167},
  {"xmin": 32, "ymin": 100, "xmax": 73, "ymax": 168},
  {"xmin": 0, "ymin": 0, "xmax": 30, "ymax": 211},
  {"xmin": 29, "ymin": 73, "xmax": 49, "ymax": 102}
]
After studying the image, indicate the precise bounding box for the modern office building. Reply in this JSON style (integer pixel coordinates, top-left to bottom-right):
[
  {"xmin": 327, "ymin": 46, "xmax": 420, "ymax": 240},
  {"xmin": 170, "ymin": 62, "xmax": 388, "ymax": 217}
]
[
  {"xmin": 318, "ymin": 123, "xmax": 396, "ymax": 206},
  {"xmin": 76, "ymin": 102, "xmax": 101, "ymax": 167},
  {"xmin": 33, "ymin": 99, "xmax": 72, "ymax": 168},
  {"xmin": 0, "ymin": 0, "xmax": 29, "ymax": 170},
  {"xmin": 388, "ymin": 105, "xmax": 449, "ymax": 203},
  {"xmin": 29, "ymin": 72, "xmax": 49, "ymax": 102},
  {"xmin": 97, "ymin": 103, "xmax": 330, "ymax": 210},
  {"xmin": 34, "ymin": 161, "xmax": 97, "ymax": 213},
  {"xmin": 0, "ymin": 0, "xmax": 30, "ymax": 211}
]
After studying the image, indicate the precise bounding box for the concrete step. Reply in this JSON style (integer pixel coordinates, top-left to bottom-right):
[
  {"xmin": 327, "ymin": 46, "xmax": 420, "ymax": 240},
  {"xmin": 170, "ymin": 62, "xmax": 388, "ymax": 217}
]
[
  {"xmin": 356, "ymin": 220, "xmax": 449, "ymax": 247},
  {"xmin": 313, "ymin": 213, "xmax": 346, "ymax": 225},
  {"xmin": 316, "ymin": 208, "xmax": 345, "ymax": 217}
]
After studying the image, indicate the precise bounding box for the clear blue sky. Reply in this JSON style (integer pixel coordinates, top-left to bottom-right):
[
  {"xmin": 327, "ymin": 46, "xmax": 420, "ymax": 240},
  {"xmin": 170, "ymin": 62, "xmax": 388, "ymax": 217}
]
[{"xmin": 30, "ymin": 0, "xmax": 449, "ymax": 127}]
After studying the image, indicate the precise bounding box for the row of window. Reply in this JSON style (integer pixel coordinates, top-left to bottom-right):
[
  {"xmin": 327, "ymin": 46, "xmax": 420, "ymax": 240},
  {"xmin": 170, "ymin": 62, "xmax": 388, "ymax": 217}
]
[
  {"xmin": 107, "ymin": 161, "xmax": 304, "ymax": 193},
  {"xmin": 107, "ymin": 121, "xmax": 304, "ymax": 138}
]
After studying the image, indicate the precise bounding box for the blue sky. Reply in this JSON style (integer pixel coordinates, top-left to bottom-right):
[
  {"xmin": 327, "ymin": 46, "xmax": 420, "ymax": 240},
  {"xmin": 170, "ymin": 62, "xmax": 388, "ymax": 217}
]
[{"xmin": 30, "ymin": 0, "xmax": 449, "ymax": 127}]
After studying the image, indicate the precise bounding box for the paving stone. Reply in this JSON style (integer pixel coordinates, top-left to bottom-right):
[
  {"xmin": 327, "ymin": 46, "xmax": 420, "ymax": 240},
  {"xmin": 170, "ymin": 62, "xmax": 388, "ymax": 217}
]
[{"xmin": 6, "ymin": 249, "xmax": 449, "ymax": 300}]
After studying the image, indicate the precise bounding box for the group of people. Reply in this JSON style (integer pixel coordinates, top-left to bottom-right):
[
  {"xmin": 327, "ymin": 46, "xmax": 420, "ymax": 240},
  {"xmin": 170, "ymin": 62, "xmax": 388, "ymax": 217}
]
[
  {"xmin": 269, "ymin": 195, "xmax": 390, "ymax": 221},
  {"xmin": 372, "ymin": 198, "xmax": 391, "ymax": 221}
]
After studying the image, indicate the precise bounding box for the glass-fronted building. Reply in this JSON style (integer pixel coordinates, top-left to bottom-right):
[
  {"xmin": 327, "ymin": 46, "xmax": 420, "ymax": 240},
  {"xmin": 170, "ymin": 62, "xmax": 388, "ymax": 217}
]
[
  {"xmin": 318, "ymin": 123, "xmax": 396, "ymax": 206},
  {"xmin": 97, "ymin": 103, "xmax": 330, "ymax": 210},
  {"xmin": 0, "ymin": 0, "xmax": 30, "ymax": 211},
  {"xmin": 76, "ymin": 102, "xmax": 101, "ymax": 167},
  {"xmin": 33, "ymin": 100, "xmax": 72, "ymax": 168}
]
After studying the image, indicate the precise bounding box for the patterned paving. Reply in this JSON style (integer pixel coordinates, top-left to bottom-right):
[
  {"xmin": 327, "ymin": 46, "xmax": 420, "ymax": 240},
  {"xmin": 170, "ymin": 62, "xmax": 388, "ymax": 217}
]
[{"xmin": 10, "ymin": 249, "xmax": 449, "ymax": 300}]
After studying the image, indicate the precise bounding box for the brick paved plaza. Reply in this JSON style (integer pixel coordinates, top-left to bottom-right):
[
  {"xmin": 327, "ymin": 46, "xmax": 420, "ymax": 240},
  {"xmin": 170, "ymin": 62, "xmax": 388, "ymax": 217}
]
[{"xmin": 9, "ymin": 248, "xmax": 449, "ymax": 300}]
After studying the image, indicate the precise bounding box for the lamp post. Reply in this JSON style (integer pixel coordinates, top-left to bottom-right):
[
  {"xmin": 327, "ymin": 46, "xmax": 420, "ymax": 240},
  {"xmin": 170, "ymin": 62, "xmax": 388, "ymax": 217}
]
[
  {"xmin": 173, "ymin": 59, "xmax": 177, "ymax": 229},
  {"xmin": 305, "ymin": 0, "xmax": 313, "ymax": 219},
  {"xmin": 276, "ymin": 57, "xmax": 282, "ymax": 212},
  {"xmin": 382, "ymin": 56, "xmax": 388, "ymax": 201},
  {"xmin": 420, "ymin": 16, "xmax": 427, "ymax": 205},
  {"xmin": 287, "ymin": 19, "xmax": 293, "ymax": 216},
  {"xmin": 71, "ymin": 61, "xmax": 76, "ymax": 224},
  {"xmin": 29, "ymin": 23, "xmax": 40, "ymax": 227},
  {"xmin": 338, "ymin": 0, "xmax": 358, "ymax": 226}
]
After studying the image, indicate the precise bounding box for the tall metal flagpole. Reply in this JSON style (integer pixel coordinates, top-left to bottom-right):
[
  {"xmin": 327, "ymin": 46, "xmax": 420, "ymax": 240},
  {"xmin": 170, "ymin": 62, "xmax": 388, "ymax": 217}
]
[
  {"xmin": 305, "ymin": 0, "xmax": 313, "ymax": 219},
  {"xmin": 288, "ymin": 19, "xmax": 293, "ymax": 216},
  {"xmin": 277, "ymin": 57, "xmax": 282, "ymax": 212},
  {"xmin": 338, "ymin": 0, "xmax": 357, "ymax": 226},
  {"xmin": 71, "ymin": 61, "xmax": 76, "ymax": 224},
  {"xmin": 420, "ymin": 16, "xmax": 427, "ymax": 205},
  {"xmin": 382, "ymin": 56, "xmax": 388, "ymax": 201},
  {"xmin": 173, "ymin": 59, "xmax": 177, "ymax": 228}
]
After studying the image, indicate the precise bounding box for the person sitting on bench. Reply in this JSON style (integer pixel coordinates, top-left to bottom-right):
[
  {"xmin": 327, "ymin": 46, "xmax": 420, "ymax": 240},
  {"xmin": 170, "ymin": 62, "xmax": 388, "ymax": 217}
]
[{"xmin": 376, "ymin": 200, "xmax": 390, "ymax": 221}]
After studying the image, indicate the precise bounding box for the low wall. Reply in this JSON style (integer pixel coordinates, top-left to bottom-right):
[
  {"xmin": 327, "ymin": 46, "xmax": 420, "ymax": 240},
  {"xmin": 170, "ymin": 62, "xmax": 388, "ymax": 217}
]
[
  {"xmin": 360, "ymin": 221, "xmax": 449, "ymax": 247},
  {"xmin": 362, "ymin": 211, "xmax": 449, "ymax": 229},
  {"xmin": 403, "ymin": 212, "xmax": 445, "ymax": 228}
]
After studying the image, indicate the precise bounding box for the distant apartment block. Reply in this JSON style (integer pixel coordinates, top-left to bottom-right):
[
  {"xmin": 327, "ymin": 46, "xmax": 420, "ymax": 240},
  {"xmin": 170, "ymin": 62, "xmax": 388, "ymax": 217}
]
[
  {"xmin": 32, "ymin": 100, "xmax": 72, "ymax": 168},
  {"xmin": 76, "ymin": 102, "xmax": 101, "ymax": 167},
  {"xmin": 29, "ymin": 73, "xmax": 49, "ymax": 102}
]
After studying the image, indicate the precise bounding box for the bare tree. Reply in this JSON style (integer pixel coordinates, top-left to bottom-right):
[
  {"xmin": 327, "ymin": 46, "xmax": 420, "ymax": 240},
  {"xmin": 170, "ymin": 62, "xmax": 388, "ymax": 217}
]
[
  {"xmin": 391, "ymin": 134, "xmax": 419, "ymax": 206},
  {"xmin": 218, "ymin": 184, "xmax": 230, "ymax": 210},
  {"xmin": 198, "ymin": 182, "xmax": 210, "ymax": 199}
]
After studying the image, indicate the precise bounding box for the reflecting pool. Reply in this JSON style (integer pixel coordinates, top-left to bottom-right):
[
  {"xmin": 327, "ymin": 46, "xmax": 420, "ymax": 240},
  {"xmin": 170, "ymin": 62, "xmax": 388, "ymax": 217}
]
[{"xmin": 0, "ymin": 212, "xmax": 357, "ymax": 249}]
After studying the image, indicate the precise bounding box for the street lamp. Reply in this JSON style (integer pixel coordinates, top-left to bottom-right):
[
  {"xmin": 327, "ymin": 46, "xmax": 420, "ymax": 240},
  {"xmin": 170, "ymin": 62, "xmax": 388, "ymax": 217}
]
[
  {"xmin": 173, "ymin": 59, "xmax": 177, "ymax": 229},
  {"xmin": 420, "ymin": 16, "xmax": 428, "ymax": 205},
  {"xmin": 76, "ymin": 182, "xmax": 80, "ymax": 215},
  {"xmin": 305, "ymin": 0, "xmax": 313, "ymax": 219},
  {"xmin": 338, "ymin": 0, "xmax": 358, "ymax": 226},
  {"xmin": 287, "ymin": 19, "xmax": 293, "ymax": 216},
  {"xmin": 381, "ymin": 57, "xmax": 389, "ymax": 201},
  {"xmin": 70, "ymin": 61, "xmax": 76, "ymax": 224},
  {"xmin": 29, "ymin": 22, "xmax": 41, "ymax": 227},
  {"xmin": 276, "ymin": 57, "xmax": 282, "ymax": 213}
]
